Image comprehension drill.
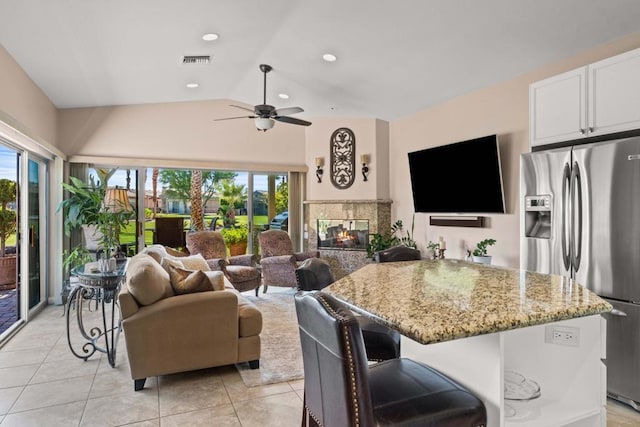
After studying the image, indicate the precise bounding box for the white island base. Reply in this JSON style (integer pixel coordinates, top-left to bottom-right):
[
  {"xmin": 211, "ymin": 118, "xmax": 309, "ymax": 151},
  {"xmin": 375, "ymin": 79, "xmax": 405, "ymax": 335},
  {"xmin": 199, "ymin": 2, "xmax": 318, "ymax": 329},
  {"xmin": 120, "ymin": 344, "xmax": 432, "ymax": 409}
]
[{"xmin": 401, "ymin": 314, "xmax": 606, "ymax": 427}]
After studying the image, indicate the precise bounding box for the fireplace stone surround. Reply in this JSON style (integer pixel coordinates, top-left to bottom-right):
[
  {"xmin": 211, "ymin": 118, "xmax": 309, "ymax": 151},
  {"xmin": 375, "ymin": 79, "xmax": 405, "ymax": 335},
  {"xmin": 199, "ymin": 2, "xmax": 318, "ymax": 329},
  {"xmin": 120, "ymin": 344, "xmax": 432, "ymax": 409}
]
[{"xmin": 304, "ymin": 200, "xmax": 392, "ymax": 279}]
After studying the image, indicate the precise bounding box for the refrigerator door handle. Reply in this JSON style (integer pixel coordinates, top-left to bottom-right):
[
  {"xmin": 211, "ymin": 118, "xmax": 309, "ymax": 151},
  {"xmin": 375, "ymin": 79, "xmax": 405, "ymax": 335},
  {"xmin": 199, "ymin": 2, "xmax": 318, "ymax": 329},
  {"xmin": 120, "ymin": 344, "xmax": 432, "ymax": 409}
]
[
  {"xmin": 610, "ymin": 309, "xmax": 628, "ymax": 317},
  {"xmin": 570, "ymin": 161, "xmax": 583, "ymax": 272},
  {"xmin": 561, "ymin": 163, "xmax": 571, "ymax": 271}
]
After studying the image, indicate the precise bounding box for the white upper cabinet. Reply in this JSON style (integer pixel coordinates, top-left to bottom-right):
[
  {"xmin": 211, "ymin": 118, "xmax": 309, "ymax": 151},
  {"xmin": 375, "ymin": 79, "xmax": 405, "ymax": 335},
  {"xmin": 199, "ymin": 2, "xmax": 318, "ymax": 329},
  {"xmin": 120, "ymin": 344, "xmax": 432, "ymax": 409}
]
[
  {"xmin": 530, "ymin": 47, "xmax": 640, "ymax": 148},
  {"xmin": 530, "ymin": 68, "xmax": 587, "ymax": 146},
  {"xmin": 589, "ymin": 48, "xmax": 640, "ymax": 136}
]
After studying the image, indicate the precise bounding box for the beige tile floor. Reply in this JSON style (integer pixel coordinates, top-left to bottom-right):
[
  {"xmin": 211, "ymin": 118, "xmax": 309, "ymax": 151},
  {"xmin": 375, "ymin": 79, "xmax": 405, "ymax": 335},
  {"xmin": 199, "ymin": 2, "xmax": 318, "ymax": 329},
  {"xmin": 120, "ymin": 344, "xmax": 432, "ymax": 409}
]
[
  {"xmin": 0, "ymin": 303, "xmax": 303, "ymax": 426},
  {"xmin": 1, "ymin": 300, "xmax": 639, "ymax": 426}
]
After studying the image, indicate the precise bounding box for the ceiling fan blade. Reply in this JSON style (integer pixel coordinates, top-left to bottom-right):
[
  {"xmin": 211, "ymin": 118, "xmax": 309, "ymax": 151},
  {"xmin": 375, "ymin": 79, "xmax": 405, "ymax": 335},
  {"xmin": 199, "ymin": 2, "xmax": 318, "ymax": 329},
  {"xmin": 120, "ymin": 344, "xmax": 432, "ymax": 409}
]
[
  {"xmin": 229, "ymin": 104, "xmax": 256, "ymax": 113},
  {"xmin": 213, "ymin": 115, "xmax": 255, "ymax": 121},
  {"xmin": 274, "ymin": 116, "xmax": 312, "ymax": 126},
  {"xmin": 274, "ymin": 106, "xmax": 304, "ymax": 116}
]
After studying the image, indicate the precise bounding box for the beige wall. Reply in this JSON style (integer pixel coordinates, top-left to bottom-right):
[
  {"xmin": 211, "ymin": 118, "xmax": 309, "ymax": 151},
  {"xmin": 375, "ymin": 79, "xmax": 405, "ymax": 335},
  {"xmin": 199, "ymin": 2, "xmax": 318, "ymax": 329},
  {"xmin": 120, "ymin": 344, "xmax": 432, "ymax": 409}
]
[
  {"xmin": 5, "ymin": 30, "xmax": 640, "ymax": 271},
  {"xmin": 58, "ymin": 100, "xmax": 306, "ymax": 165},
  {"xmin": 389, "ymin": 32, "xmax": 640, "ymax": 268},
  {"xmin": 305, "ymin": 117, "xmax": 389, "ymax": 201},
  {"xmin": 0, "ymin": 45, "xmax": 58, "ymax": 145}
]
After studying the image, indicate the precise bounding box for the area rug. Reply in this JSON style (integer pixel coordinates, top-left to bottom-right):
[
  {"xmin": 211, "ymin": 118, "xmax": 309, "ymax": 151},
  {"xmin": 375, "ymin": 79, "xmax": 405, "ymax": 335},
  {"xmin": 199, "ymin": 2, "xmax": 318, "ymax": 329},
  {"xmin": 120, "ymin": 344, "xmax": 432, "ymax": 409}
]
[{"xmin": 235, "ymin": 288, "xmax": 304, "ymax": 387}]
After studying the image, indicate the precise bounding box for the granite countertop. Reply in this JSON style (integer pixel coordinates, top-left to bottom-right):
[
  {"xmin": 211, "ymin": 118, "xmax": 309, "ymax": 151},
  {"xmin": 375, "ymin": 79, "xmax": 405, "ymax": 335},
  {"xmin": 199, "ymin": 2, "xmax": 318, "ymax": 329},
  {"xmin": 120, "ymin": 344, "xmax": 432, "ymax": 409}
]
[{"xmin": 325, "ymin": 259, "xmax": 612, "ymax": 345}]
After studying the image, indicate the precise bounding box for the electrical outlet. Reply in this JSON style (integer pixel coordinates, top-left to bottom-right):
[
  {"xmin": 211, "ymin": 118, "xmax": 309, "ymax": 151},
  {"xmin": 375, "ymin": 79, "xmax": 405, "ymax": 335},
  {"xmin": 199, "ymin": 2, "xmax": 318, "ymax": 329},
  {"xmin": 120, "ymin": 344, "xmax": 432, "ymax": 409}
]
[{"xmin": 545, "ymin": 325, "xmax": 580, "ymax": 346}]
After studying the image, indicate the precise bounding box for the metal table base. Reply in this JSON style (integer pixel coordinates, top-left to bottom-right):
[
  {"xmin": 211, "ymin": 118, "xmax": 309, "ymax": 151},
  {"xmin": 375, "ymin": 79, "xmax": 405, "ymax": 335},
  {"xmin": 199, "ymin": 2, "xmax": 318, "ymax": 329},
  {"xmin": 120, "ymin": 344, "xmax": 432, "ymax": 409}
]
[{"xmin": 67, "ymin": 260, "xmax": 128, "ymax": 367}]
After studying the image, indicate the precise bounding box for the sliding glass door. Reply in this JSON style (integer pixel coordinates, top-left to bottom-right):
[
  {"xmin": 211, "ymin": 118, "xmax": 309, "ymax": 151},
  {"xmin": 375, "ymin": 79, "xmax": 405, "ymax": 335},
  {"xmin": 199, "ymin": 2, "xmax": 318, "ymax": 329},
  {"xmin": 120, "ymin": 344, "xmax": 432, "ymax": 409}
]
[
  {"xmin": 249, "ymin": 173, "xmax": 287, "ymax": 257},
  {"xmin": 0, "ymin": 147, "xmax": 48, "ymax": 340},
  {"xmin": 26, "ymin": 157, "xmax": 47, "ymax": 312}
]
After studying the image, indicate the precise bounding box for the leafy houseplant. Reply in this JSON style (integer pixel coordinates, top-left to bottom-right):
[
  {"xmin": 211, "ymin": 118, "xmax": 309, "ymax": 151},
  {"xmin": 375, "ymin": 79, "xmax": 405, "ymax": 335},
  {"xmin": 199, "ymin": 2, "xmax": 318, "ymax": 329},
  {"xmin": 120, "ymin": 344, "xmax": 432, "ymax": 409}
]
[
  {"xmin": 471, "ymin": 238, "xmax": 496, "ymax": 264},
  {"xmin": 366, "ymin": 218, "xmax": 417, "ymax": 259},
  {"xmin": 221, "ymin": 224, "xmax": 249, "ymax": 256},
  {"xmin": 59, "ymin": 171, "xmax": 133, "ymax": 271},
  {"xmin": 426, "ymin": 241, "xmax": 440, "ymax": 259}
]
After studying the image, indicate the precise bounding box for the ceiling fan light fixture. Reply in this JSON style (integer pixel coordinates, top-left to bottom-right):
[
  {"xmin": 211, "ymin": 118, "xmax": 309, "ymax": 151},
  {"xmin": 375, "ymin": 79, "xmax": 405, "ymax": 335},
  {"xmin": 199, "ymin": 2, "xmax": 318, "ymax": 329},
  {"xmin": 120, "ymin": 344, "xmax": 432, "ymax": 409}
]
[
  {"xmin": 202, "ymin": 33, "xmax": 219, "ymax": 41},
  {"xmin": 255, "ymin": 117, "xmax": 275, "ymax": 131},
  {"xmin": 322, "ymin": 53, "xmax": 337, "ymax": 62}
]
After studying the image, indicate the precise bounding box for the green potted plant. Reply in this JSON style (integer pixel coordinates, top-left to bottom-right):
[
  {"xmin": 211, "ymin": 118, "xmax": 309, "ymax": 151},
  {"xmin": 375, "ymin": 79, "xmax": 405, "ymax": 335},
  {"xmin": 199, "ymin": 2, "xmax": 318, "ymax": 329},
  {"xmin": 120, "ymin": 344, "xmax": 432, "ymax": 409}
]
[
  {"xmin": 366, "ymin": 217, "xmax": 417, "ymax": 259},
  {"xmin": 221, "ymin": 224, "xmax": 249, "ymax": 256},
  {"xmin": 471, "ymin": 238, "xmax": 496, "ymax": 265},
  {"xmin": 58, "ymin": 170, "xmax": 133, "ymax": 272},
  {"xmin": 426, "ymin": 241, "xmax": 440, "ymax": 260},
  {"xmin": 0, "ymin": 179, "xmax": 17, "ymax": 288}
]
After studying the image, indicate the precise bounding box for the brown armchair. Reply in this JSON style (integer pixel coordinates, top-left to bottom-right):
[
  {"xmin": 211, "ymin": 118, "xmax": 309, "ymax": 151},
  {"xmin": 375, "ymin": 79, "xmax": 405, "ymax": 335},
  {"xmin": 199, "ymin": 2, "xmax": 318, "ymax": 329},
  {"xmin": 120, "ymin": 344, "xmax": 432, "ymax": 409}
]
[
  {"xmin": 258, "ymin": 229, "xmax": 319, "ymax": 293},
  {"xmin": 185, "ymin": 230, "xmax": 262, "ymax": 295}
]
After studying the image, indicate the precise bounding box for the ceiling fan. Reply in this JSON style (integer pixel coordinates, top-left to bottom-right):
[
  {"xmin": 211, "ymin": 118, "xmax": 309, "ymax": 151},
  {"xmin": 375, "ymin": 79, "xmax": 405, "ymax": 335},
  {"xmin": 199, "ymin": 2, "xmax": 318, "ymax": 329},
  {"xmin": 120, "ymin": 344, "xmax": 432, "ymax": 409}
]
[{"xmin": 214, "ymin": 64, "xmax": 312, "ymax": 131}]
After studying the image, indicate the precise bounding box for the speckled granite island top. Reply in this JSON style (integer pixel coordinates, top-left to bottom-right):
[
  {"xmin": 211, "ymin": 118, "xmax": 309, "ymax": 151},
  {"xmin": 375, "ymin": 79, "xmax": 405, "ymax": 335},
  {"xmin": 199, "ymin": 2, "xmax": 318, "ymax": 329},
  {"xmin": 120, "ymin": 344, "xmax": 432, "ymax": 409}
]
[{"xmin": 325, "ymin": 259, "xmax": 612, "ymax": 345}]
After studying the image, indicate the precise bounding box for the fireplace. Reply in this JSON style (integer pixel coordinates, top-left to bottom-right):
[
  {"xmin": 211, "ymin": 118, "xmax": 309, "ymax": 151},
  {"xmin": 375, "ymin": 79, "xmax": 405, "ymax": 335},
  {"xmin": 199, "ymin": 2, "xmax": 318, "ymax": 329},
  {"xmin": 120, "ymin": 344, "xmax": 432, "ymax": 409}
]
[
  {"xmin": 305, "ymin": 199, "xmax": 392, "ymax": 279},
  {"xmin": 317, "ymin": 219, "xmax": 369, "ymax": 250}
]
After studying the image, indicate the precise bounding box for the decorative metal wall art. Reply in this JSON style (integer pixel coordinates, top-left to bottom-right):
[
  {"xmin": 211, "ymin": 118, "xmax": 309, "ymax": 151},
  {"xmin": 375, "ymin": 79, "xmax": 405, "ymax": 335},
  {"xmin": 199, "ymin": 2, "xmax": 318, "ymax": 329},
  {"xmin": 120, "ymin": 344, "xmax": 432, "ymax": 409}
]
[{"xmin": 330, "ymin": 128, "xmax": 356, "ymax": 189}]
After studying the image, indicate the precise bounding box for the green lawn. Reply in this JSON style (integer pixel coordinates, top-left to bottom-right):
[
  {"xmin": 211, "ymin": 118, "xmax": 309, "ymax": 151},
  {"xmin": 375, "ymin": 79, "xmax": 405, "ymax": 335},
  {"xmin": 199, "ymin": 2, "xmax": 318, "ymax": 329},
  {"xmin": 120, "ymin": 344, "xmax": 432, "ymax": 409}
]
[
  {"xmin": 118, "ymin": 214, "xmax": 268, "ymax": 246},
  {"xmin": 1, "ymin": 214, "xmax": 270, "ymax": 250}
]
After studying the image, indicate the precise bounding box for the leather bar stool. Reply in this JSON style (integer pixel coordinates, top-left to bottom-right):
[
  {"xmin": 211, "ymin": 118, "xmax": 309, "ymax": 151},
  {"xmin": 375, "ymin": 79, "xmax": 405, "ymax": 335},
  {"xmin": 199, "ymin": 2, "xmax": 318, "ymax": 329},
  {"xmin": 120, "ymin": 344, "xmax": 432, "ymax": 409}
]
[
  {"xmin": 295, "ymin": 291, "xmax": 487, "ymax": 427},
  {"xmin": 295, "ymin": 258, "xmax": 401, "ymax": 362},
  {"xmin": 375, "ymin": 245, "xmax": 421, "ymax": 262}
]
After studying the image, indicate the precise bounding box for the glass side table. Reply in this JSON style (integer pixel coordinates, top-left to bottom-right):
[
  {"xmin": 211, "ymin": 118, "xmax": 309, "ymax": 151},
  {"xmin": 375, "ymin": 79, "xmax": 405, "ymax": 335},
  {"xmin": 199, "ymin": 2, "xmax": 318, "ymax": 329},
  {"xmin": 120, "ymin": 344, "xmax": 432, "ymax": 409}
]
[{"xmin": 66, "ymin": 258, "xmax": 129, "ymax": 367}]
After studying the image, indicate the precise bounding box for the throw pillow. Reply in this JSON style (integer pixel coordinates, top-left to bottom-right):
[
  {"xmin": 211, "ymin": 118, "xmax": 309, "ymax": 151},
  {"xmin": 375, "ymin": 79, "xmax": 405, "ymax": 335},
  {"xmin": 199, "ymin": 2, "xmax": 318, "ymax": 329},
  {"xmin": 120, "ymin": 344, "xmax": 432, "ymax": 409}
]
[
  {"xmin": 127, "ymin": 253, "xmax": 174, "ymax": 305},
  {"xmin": 161, "ymin": 256, "xmax": 185, "ymax": 275},
  {"xmin": 203, "ymin": 270, "xmax": 226, "ymax": 291},
  {"xmin": 171, "ymin": 253, "xmax": 210, "ymax": 271},
  {"xmin": 164, "ymin": 246, "xmax": 187, "ymax": 257},
  {"xmin": 167, "ymin": 265, "xmax": 213, "ymax": 295}
]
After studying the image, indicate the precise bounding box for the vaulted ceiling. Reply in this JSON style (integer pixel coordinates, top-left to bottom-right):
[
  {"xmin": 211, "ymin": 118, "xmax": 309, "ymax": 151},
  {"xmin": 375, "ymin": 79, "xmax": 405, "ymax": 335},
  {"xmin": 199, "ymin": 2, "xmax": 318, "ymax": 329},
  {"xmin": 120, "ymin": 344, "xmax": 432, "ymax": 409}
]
[{"xmin": 2, "ymin": 0, "xmax": 640, "ymax": 122}]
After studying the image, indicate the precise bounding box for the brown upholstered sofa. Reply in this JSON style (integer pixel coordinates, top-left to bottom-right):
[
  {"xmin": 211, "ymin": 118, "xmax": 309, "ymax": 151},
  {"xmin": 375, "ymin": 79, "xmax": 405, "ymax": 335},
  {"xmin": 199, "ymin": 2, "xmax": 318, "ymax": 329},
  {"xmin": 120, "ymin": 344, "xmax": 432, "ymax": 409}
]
[{"xmin": 118, "ymin": 251, "xmax": 262, "ymax": 391}]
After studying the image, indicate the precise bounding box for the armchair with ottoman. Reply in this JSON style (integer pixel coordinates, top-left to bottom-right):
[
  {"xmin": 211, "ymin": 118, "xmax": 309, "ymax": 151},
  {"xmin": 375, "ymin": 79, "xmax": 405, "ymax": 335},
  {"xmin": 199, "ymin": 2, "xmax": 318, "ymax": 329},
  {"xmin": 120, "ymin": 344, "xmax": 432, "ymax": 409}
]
[
  {"xmin": 258, "ymin": 229, "xmax": 319, "ymax": 293},
  {"xmin": 118, "ymin": 251, "xmax": 262, "ymax": 391}
]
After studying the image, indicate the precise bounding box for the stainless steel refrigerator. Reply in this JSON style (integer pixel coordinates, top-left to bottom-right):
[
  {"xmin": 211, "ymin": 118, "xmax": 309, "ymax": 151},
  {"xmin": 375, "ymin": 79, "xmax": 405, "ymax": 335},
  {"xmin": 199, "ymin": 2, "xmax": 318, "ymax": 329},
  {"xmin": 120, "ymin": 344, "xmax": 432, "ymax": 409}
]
[{"xmin": 520, "ymin": 136, "xmax": 640, "ymax": 411}]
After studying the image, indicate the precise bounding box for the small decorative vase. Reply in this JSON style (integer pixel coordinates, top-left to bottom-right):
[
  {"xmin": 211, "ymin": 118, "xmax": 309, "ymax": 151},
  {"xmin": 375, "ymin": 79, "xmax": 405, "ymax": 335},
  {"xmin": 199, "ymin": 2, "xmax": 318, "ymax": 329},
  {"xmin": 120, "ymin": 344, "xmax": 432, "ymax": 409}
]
[{"xmin": 98, "ymin": 257, "xmax": 117, "ymax": 273}]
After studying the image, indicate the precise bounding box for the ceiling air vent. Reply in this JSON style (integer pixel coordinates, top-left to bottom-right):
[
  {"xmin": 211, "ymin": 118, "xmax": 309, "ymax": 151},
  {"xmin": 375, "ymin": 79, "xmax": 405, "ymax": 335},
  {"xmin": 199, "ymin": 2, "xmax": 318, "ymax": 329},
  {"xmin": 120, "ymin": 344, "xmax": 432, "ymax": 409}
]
[{"xmin": 182, "ymin": 55, "xmax": 211, "ymax": 65}]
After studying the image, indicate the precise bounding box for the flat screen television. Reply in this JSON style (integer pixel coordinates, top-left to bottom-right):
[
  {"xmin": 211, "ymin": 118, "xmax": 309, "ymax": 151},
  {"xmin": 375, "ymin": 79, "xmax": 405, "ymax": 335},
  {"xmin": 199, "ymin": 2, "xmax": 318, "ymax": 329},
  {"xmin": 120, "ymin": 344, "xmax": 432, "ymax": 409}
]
[{"xmin": 408, "ymin": 134, "xmax": 505, "ymax": 214}]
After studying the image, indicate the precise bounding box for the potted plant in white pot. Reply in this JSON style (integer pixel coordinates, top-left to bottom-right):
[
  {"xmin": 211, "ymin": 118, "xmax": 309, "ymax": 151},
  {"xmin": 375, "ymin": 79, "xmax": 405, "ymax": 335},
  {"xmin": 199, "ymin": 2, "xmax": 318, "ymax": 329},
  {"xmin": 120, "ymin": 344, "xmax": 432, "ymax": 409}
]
[{"xmin": 472, "ymin": 238, "xmax": 496, "ymax": 265}]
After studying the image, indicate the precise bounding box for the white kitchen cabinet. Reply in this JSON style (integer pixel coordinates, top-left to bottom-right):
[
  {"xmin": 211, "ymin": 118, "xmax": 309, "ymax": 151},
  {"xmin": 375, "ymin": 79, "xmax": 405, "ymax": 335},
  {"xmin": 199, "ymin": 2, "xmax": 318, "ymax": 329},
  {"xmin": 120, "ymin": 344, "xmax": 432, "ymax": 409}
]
[
  {"xmin": 530, "ymin": 68, "xmax": 587, "ymax": 147},
  {"xmin": 530, "ymin": 47, "xmax": 640, "ymax": 148},
  {"xmin": 589, "ymin": 48, "xmax": 640, "ymax": 136}
]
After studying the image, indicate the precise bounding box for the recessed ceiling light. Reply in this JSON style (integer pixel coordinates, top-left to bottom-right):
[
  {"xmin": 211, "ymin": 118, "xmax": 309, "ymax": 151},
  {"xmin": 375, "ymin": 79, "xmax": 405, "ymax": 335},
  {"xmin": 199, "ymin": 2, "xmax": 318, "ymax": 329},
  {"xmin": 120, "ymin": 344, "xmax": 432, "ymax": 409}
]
[
  {"xmin": 202, "ymin": 33, "xmax": 219, "ymax": 41},
  {"xmin": 186, "ymin": 83, "xmax": 199, "ymax": 88},
  {"xmin": 322, "ymin": 53, "xmax": 337, "ymax": 62},
  {"xmin": 278, "ymin": 93, "xmax": 289, "ymax": 99}
]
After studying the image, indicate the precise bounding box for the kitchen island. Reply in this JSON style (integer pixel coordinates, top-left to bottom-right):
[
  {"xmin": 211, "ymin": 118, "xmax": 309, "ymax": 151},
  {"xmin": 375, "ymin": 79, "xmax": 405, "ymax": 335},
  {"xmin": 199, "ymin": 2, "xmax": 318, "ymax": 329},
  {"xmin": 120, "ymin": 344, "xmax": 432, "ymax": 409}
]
[{"xmin": 325, "ymin": 259, "xmax": 612, "ymax": 427}]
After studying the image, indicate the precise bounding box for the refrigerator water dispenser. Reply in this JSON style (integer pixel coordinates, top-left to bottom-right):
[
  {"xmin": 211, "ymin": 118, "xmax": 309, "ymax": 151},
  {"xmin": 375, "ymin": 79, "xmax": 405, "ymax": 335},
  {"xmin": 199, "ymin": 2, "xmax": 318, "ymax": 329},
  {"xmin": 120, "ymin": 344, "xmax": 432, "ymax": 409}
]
[{"xmin": 524, "ymin": 195, "xmax": 551, "ymax": 239}]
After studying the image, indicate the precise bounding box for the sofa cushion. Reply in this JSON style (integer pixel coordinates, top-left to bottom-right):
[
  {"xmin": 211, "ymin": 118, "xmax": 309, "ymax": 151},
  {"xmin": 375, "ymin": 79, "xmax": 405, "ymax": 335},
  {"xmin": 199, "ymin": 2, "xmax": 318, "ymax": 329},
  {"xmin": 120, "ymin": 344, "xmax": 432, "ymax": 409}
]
[
  {"xmin": 167, "ymin": 265, "xmax": 214, "ymax": 295},
  {"xmin": 237, "ymin": 297, "xmax": 263, "ymax": 337},
  {"xmin": 127, "ymin": 253, "xmax": 174, "ymax": 306},
  {"xmin": 203, "ymin": 270, "xmax": 226, "ymax": 291},
  {"xmin": 141, "ymin": 245, "xmax": 167, "ymax": 264}
]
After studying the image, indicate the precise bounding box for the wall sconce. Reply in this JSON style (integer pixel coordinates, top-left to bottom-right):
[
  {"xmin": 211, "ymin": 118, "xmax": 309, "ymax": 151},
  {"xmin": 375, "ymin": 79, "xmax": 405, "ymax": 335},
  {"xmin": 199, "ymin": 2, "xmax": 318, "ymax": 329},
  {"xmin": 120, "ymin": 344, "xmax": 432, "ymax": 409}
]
[
  {"xmin": 315, "ymin": 157, "xmax": 324, "ymax": 183},
  {"xmin": 361, "ymin": 154, "xmax": 370, "ymax": 181}
]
